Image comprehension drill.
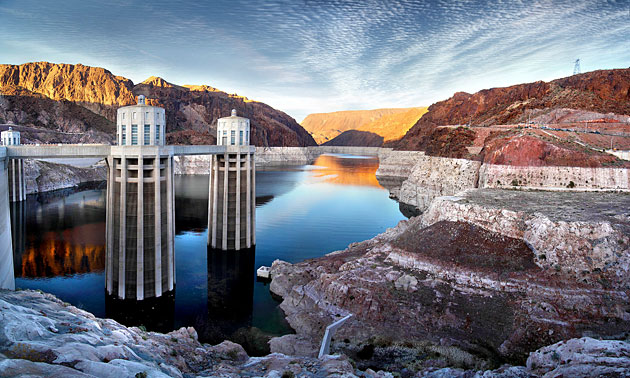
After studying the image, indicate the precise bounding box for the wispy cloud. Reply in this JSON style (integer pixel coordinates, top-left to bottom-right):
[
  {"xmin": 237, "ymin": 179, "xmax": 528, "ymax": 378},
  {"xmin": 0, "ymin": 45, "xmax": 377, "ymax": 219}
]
[{"xmin": 1, "ymin": 0, "xmax": 628, "ymax": 121}]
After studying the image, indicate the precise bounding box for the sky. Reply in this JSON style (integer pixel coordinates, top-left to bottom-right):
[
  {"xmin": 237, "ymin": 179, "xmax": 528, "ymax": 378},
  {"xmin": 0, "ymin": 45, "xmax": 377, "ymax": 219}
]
[{"xmin": 1, "ymin": 0, "xmax": 629, "ymax": 122}]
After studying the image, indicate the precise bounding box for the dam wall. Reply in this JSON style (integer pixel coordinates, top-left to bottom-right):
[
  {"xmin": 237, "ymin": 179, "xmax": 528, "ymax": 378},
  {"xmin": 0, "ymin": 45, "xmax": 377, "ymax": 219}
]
[{"xmin": 174, "ymin": 146, "xmax": 386, "ymax": 174}]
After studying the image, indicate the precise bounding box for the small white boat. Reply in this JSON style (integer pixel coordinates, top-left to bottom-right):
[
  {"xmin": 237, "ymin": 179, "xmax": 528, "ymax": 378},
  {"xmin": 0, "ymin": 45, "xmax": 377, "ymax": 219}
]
[{"xmin": 257, "ymin": 266, "xmax": 271, "ymax": 279}]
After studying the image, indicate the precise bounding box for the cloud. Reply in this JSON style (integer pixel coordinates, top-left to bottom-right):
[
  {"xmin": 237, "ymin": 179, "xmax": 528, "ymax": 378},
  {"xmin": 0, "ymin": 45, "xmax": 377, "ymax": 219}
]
[{"xmin": 1, "ymin": 0, "xmax": 629, "ymax": 120}]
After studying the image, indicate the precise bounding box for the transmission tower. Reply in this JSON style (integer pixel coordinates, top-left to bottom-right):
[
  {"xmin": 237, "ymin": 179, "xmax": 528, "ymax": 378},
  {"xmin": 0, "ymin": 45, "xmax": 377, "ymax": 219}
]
[{"xmin": 573, "ymin": 59, "xmax": 581, "ymax": 75}]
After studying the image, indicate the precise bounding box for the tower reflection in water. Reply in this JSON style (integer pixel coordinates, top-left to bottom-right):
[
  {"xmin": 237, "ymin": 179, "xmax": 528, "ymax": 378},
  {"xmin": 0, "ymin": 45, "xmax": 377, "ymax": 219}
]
[{"xmin": 198, "ymin": 246, "xmax": 255, "ymax": 344}]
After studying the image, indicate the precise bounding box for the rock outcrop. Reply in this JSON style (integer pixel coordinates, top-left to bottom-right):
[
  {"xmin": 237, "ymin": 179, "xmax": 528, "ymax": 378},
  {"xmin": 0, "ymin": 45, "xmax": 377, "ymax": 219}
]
[
  {"xmin": 322, "ymin": 130, "xmax": 384, "ymax": 147},
  {"xmin": 24, "ymin": 160, "xmax": 106, "ymax": 194},
  {"xmin": 0, "ymin": 289, "xmax": 365, "ymax": 377},
  {"xmin": 2, "ymin": 288, "xmax": 628, "ymax": 377},
  {"xmin": 0, "ymin": 62, "xmax": 317, "ymax": 147},
  {"xmin": 394, "ymin": 68, "xmax": 630, "ymax": 151},
  {"xmin": 268, "ymin": 189, "xmax": 630, "ymax": 372},
  {"xmin": 376, "ymin": 149, "xmax": 630, "ymax": 212}
]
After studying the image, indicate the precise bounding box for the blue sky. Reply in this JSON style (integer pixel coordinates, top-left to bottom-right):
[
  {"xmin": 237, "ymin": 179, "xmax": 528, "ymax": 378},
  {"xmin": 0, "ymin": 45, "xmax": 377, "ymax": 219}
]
[{"xmin": 1, "ymin": 0, "xmax": 628, "ymax": 122}]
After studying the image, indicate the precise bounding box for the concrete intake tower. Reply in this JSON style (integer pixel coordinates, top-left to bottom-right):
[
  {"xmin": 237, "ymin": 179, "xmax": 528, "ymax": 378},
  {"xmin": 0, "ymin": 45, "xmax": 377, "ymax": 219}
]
[
  {"xmin": 106, "ymin": 95, "xmax": 175, "ymax": 300},
  {"xmin": 207, "ymin": 109, "xmax": 255, "ymax": 251}
]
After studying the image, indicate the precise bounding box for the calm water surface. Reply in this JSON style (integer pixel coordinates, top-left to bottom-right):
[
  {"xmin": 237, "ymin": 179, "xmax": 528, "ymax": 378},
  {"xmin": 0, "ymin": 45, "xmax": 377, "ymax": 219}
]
[{"xmin": 11, "ymin": 154, "xmax": 406, "ymax": 347}]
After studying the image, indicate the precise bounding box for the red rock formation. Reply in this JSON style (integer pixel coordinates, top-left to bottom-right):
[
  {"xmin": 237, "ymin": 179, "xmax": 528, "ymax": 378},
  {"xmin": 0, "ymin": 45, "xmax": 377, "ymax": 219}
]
[
  {"xmin": 321, "ymin": 130, "xmax": 384, "ymax": 147},
  {"xmin": 395, "ymin": 68, "xmax": 630, "ymax": 156},
  {"xmin": 0, "ymin": 62, "xmax": 316, "ymax": 147}
]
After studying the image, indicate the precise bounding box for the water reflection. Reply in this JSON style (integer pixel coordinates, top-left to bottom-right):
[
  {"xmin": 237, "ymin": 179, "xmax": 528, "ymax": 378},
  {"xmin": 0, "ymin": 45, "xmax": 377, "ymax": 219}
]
[
  {"xmin": 106, "ymin": 291, "xmax": 175, "ymax": 333},
  {"xmin": 13, "ymin": 191, "xmax": 106, "ymax": 278},
  {"xmin": 195, "ymin": 247, "xmax": 255, "ymax": 343},
  {"xmin": 309, "ymin": 154, "xmax": 382, "ymax": 187},
  {"xmin": 12, "ymin": 155, "xmax": 406, "ymax": 339}
]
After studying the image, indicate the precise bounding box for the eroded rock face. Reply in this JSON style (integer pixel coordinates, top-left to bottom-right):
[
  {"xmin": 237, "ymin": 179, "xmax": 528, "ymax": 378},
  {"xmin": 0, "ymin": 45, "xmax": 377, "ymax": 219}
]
[
  {"xmin": 0, "ymin": 62, "xmax": 317, "ymax": 147},
  {"xmin": 395, "ymin": 68, "xmax": 630, "ymax": 151},
  {"xmin": 0, "ymin": 290, "xmax": 363, "ymax": 377},
  {"xmin": 24, "ymin": 159, "xmax": 106, "ymax": 194},
  {"xmin": 269, "ymin": 190, "xmax": 630, "ymax": 370}
]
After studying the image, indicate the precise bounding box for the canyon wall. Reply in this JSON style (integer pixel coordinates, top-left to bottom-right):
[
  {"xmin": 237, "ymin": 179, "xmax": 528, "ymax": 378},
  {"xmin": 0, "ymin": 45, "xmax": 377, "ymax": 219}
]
[
  {"xmin": 376, "ymin": 149, "xmax": 630, "ymax": 211},
  {"xmin": 268, "ymin": 188, "xmax": 630, "ymax": 368}
]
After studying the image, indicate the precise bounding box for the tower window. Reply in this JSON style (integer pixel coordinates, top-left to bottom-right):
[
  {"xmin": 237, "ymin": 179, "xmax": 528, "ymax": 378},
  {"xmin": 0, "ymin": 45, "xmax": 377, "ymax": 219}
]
[
  {"xmin": 239, "ymin": 130, "xmax": 243, "ymax": 145},
  {"xmin": 231, "ymin": 130, "xmax": 235, "ymax": 145},
  {"xmin": 131, "ymin": 125, "xmax": 138, "ymax": 145},
  {"xmin": 144, "ymin": 124, "xmax": 150, "ymax": 145},
  {"xmin": 156, "ymin": 125, "xmax": 160, "ymax": 143},
  {"xmin": 122, "ymin": 125, "xmax": 126, "ymax": 145}
]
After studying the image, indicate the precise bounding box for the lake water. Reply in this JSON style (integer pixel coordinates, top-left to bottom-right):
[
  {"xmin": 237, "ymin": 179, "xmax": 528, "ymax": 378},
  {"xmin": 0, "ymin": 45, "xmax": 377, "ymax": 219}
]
[{"xmin": 11, "ymin": 154, "xmax": 406, "ymax": 352}]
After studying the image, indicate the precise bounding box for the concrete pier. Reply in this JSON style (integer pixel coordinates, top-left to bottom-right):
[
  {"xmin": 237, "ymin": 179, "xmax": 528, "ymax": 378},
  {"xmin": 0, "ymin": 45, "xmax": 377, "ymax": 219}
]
[
  {"xmin": 208, "ymin": 110, "xmax": 256, "ymax": 250},
  {"xmin": 8, "ymin": 158, "xmax": 26, "ymax": 202},
  {"xmin": 105, "ymin": 148, "xmax": 176, "ymax": 300},
  {"xmin": 208, "ymin": 148, "xmax": 256, "ymax": 250},
  {"xmin": 0, "ymin": 157, "xmax": 16, "ymax": 290}
]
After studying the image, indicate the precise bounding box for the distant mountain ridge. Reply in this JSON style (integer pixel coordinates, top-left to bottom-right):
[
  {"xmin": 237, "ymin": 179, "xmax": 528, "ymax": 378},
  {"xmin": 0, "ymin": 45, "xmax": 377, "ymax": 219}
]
[
  {"xmin": 322, "ymin": 130, "xmax": 384, "ymax": 147},
  {"xmin": 0, "ymin": 62, "xmax": 316, "ymax": 146},
  {"xmin": 301, "ymin": 107, "xmax": 427, "ymax": 145},
  {"xmin": 395, "ymin": 68, "xmax": 630, "ymax": 151}
]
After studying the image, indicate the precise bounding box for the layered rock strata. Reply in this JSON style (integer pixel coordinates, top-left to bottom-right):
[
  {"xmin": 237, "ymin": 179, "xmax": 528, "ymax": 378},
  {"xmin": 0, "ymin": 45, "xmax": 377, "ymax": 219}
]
[
  {"xmin": 18, "ymin": 159, "xmax": 106, "ymax": 195},
  {"xmin": 376, "ymin": 149, "xmax": 630, "ymax": 211},
  {"xmin": 269, "ymin": 189, "xmax": 630, "ymax": 372}
]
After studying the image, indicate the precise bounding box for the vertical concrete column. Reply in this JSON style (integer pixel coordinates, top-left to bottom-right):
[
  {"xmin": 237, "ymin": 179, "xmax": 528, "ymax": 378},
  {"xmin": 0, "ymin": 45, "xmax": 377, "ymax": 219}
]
[
  {"xmin": 211, "ymin": 156, "xmax": 219, "ymax": 248},
  {"xmin": 251, "ymin": 152, "xmax": 256, "ymax": 245},
  {"xmin": 118, "ymin": 154, "xmax": 127, "ymax": 299},
  {"xmin": 106, "ymin": 156, "xmax": 115, "ymax": 293},
  {"xmin": 11, "ymin": 159, "xmax": 16, "ymax": 202},
  {"xmin": 20, "ymin": 159, "xmax": 25, "ymax": 201},
  {"xmin": 171, "ymin": 156, "xmax": 176, "ymax": 286},
  {"xmin": 136, "ymin": 155, "xmax": 144, "ymax": 300},
  {"xmin": 154, "ymin": 154, "xmax": 162, "ymax": 297},
  {"xmin": 166, "ymin": 155, "xmax": 174, "ymax": 291},
  {"xmin": 0, "ymin": 158, "xmax": 15, "ymax": 290},
  {"xmin": 246, "ymin": 153, "xmax": 251, "ymax": 248},
  {"xmin": 207, "ymin": 155, "xmax": 214, "ymax": 246},
  {"xmin": 235, "ymin": 152, "xmax": 241, "ymax": 250},
  {"xmin": 222, "ymin": 152, "xmax": 229, "ymax": 250}
]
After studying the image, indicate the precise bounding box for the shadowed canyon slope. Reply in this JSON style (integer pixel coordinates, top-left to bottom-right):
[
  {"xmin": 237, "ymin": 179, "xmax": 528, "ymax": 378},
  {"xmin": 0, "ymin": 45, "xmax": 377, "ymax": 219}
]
[
  {"xmin": 301, "ymin": 107, "xmax": 427, "ymax": 145},
  {"xmin": 322, "ymin": 130, "xmax": 384, "ymax": 147},
  {"xmin": 391, "ymin": 68, "xmax": 630, "ymax": 167},
  {"xmin": 0, "ymin": 62, "xmax": 316, "ymax": 146}
]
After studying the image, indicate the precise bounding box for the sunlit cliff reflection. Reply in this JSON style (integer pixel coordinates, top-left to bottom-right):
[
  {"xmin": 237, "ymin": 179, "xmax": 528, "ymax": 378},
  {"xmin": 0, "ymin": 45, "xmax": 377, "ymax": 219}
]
[
  {"xmin": 20, "ymin": 224, "xmax": 105, "ymax": 277},
  {"xmin": 12, "ymin": 187, "xmax": 107, "ymax": 278},
  {"xmin": 308, "ymin": 154, "xmax": 382, "ymax": 187}
]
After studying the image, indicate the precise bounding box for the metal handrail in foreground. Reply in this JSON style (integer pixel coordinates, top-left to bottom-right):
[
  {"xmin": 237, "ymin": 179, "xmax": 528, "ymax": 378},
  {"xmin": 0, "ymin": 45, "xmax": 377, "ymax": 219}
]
[{"xmin": 318, "ymin": 314, "xmax": 353, "ymax": 359}]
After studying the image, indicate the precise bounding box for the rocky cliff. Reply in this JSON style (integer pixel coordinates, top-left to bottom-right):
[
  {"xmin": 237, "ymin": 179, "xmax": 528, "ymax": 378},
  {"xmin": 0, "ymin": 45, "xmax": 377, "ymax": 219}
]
[
  {"xmin": 2, "ymin": 288, "xmax": 629, "ymax": 377},
  {"xmin": 24, "ymin": 159, "xmax": 106, "ymax": 194},
  {"xmin": 394, "ymin": 68, "xmax": 630, "ymax": 153},
  {"xmin": 0, "ymin": 62, "xmax": 316, "ymax": 147},
  {"xmin": 302, "ymin": 107, "xmax": 427, "ymax": 145},
  {"xmin": 268, "ymin": 189, "xmax": 630, "ymax": 373},
  {"xmin": 322, "ymin": 130, "xmax": 384, "ymax": 147},
  {"xmin": 376, "ymin": 149, "xmax": 630, "ymax": 212}
]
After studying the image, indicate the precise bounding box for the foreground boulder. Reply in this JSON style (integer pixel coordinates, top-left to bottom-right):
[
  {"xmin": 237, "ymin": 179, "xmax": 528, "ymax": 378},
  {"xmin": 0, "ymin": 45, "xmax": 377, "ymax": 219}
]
[{"xmin": 0, "ymin": 290, "xmax": 362, "ymax": 377}]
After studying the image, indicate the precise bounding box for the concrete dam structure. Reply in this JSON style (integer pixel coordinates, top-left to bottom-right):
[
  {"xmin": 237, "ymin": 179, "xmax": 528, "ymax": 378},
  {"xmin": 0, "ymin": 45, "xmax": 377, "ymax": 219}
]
[{"xmin": 0, "ymin": 99, "xmax": 257, "ymax": 301}]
